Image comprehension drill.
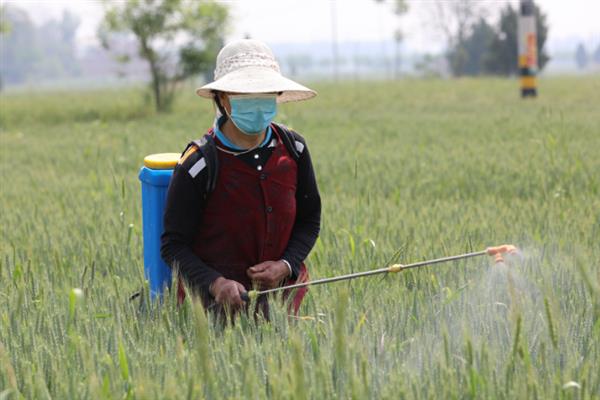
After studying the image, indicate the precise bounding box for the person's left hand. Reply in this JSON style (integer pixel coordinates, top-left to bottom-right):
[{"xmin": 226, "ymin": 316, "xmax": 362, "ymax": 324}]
[{"xmin": 247, "ymin": 260, "xmax": 290, "ymax": 289}]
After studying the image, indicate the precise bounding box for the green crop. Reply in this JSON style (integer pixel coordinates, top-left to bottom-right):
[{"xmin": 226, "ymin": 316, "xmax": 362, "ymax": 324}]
[{"xmin": 1, "ymin": 77, "xmax": 599, "ymax": 399}]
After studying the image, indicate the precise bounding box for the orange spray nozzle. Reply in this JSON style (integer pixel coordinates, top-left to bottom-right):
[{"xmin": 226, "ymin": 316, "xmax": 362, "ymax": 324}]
[
  {"xmin": 486, "ymin": 244, "xmax": 518, "ymax": 255},
  {"xmin": 486, "ymin": 244, "xmax": 519, "ymax": 258}
]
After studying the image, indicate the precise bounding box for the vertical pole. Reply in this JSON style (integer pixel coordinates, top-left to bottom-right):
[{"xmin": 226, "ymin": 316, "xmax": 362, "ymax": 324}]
[
  {"xmin": 331, "ymin": 0, "xmax": 339, "ymax": 81},
  {"xmin": 518, "ymin": 0, "xmax": 538, "ymax": 97}
]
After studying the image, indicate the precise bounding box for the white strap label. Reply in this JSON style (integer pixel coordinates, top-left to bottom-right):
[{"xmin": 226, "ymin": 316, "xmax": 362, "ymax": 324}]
[{"xmin": 188, "ymin": 158, "xmax": 206, "ymax": 178}]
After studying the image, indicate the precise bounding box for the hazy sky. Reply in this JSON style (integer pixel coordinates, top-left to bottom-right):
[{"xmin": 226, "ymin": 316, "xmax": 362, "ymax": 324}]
[{"xmin": 4, "ymin": 0, "xmax": 600, "ymax": 53}]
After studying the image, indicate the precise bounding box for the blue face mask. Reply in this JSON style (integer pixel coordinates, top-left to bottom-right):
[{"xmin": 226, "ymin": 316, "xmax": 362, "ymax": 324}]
[{"xmin": 228, "ymin": 94, "xmax": 277, "ymax": 135}]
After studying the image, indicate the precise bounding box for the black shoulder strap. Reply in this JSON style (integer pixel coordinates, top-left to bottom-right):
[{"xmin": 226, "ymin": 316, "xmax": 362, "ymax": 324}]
[
  {"xmin": 272, "ymin": 123, "xmax": 300, "ymax": 161},
  {"xmin": 185, "ymin": 133, "xmax": 219, "ymax": 195}
]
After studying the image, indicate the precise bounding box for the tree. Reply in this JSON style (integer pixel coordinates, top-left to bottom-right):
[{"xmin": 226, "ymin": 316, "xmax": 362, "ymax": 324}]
[
  {"xmin": 374, "ymin": 0, "xmax": 408, "ymax": 78},
  {"xmin": 0, "ymin": 5, "xmax": 41, "ymax": 85},
  {"xmin": 484, "ymin": 3, "xmax": 549, "ymax": 75},
  {"xmin": 37, "ymin": 11, "xmax": 81, "ymax": 78},
  {"xmin": 1, "ymin": 5, "xmax": 82, "ymax": 87},
  {"xmin": 594, "ymin": 44, "xmax": 600, "ymax": 65},
  {"xmin": 0, "ymin": 5, "xmax": 10, "ymax": 34},
  {"xmin": 430, "ymin": 0, "xmax": 486, "ymax": 76},
  {"xmin": 99, "ymin": 0, "xmax": 229, "ymax": 112},
  {"xmin": 58, "ymin": 10, "xmax": 81, "ymax": 76},
  {"xmin": 575, "ymin": 43, "xmax": 588, "ymax": 70},
  {"xmin": 451, "ymin": 17, "xmax": 495, "ymax": 76},
  {"xmin": 0, "ymin": 4, "xmax": 9, "ymax": 90}
]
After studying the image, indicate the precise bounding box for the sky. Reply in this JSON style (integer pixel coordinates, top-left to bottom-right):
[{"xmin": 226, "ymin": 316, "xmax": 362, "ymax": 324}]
[{"xmin": 3, "ymin": 0, "xmax": 600, "ymax": 54}]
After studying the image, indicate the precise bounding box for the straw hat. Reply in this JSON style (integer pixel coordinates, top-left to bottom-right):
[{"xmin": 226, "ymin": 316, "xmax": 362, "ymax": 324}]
[{"xmin": 196, "ymin": 39, "xmax": 316, "ymax": 103}]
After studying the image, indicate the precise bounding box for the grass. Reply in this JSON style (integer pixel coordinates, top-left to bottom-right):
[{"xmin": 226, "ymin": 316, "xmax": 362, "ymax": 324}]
[{"xmin": 1, "ymin": 76, "xmax": 599, "ymax": 399}]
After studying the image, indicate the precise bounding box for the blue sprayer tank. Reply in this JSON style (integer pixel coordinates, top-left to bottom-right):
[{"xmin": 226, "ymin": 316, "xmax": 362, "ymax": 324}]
[{"xmin": 139, "ymin": 153, "xmax": 180, "ymax": 299}]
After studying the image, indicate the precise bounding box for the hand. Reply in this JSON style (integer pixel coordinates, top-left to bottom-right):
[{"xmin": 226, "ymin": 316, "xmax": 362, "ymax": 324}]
[
  {"xmin": 247, "ymin": 260, "xmax": 290, "ymax": 289},
  {"xmin": 209, "ymin": 277, "xmax": 246, "ymax": 306}
]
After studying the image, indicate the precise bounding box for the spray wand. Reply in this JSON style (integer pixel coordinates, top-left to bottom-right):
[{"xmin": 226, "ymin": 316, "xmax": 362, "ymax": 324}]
[{"xmin": 241, "ymin": 244, "xmax": 519, "ymax": 302}]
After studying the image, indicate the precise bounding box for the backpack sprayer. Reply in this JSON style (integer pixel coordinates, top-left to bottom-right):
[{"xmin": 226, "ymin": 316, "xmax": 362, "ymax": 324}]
[{"xmin": 240, "ymin": 245, "xmax": 519, "ymax": 302}]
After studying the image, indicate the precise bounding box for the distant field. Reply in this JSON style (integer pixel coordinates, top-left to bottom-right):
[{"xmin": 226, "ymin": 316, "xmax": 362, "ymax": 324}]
[{"xmin": 1, "ymin": 77, "xmax": 599, "ymax": 399}]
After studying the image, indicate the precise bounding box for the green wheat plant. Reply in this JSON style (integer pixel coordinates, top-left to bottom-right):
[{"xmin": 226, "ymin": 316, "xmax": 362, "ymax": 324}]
[{"xmin": 1, "ymin": 76, "xmax": 599, "ymax": 399}]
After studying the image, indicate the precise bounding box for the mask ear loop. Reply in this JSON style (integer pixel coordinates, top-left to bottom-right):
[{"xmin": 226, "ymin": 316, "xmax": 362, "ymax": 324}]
[{"xmin": 212, "ymin": 91, "xmax": 230, "ymax": 124}]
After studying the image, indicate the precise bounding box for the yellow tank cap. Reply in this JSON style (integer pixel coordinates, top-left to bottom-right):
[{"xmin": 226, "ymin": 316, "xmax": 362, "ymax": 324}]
[{"xmin": 143, "ymin": 153, "xmax": 180, "ymax": 170}]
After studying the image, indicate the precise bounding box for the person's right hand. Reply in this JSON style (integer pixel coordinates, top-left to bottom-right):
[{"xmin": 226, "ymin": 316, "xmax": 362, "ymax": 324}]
[{"xmin": 209, "ymin": 277, "xmax": 246, "ymax": 306}]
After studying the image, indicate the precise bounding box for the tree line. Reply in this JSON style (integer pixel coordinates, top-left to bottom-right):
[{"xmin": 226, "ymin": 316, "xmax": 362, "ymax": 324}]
[
  {"xmin": 2, "ymin": 1, "xmax": 599, "ymax": 113},
  {"xmin": 0, "ymin": 0, "xmax": 228, "ymax": 114},
  {"xmin": 0, "ymin": 5, "xmax": 80, "ymax": 88}
]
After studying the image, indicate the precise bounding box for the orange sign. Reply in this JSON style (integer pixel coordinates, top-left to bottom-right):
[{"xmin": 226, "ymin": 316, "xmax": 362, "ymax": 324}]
[{"xmin": 526, "ymin": 33, "xmax": 538, "ymax": 68}]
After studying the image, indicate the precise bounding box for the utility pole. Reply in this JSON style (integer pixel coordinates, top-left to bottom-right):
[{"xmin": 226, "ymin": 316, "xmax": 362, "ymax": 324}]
[
  {"xmin": 518, "ymin": 0, "xmax": 537, "ymax": 97},
  {"xmin": 331, "ymin": 0, "xmax": 339, "ymax": 81}
]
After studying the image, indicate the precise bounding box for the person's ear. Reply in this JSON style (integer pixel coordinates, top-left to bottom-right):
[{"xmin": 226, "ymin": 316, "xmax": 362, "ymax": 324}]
[{"xmin": 219, "ymin": 93, "xmax": 231, "ymax": 113}]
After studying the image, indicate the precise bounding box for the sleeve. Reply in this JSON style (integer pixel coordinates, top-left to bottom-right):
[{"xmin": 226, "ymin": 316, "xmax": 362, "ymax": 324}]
[
  {"xmin": 281, "ymin": 134, "xmax": 322, "ymax": 280},
  {"xmin": 160, "ymin": 147, "xmax": 223, "ymax": 296}
]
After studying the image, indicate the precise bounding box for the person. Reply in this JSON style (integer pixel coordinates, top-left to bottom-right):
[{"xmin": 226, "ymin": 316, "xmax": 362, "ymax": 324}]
[{"xmin": 160, "ymin": 39, "xmax": 321, "ymax": 317}]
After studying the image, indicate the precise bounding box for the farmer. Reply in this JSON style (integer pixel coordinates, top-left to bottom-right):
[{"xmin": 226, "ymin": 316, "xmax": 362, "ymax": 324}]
[{"xmin": 160, "ymin": 39, "xmax": 321, "ymax": 317}]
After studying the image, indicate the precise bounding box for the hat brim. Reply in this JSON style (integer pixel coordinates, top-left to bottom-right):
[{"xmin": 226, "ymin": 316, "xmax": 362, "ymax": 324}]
[{"xmin": 196, "ymin": 66, "xmax": 316, "ymax": 103}]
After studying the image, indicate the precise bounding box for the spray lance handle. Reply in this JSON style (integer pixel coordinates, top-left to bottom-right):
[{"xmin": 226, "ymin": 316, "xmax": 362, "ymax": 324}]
[
  {"xmin": 388, "ymin": 264, "xmax": 404, "ymax": 273},
  {"xmin": 486, "ymin": 244, "xmax": 519, "ymax": 264},
  {"xmin": 240, "ymin": 290, "xmax": 258, "ymax": 302}
]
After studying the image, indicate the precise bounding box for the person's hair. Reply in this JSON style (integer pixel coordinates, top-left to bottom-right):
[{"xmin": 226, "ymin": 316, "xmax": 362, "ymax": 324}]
[{"xmin": 211, "ymin": 90, "xmax": 228, "ymax": 121}]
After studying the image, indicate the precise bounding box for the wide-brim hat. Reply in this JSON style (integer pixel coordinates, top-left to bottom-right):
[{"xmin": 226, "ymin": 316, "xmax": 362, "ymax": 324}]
[{"xmin": 196, "ymin": 39, "xmax": 316, "ymax": 103}]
